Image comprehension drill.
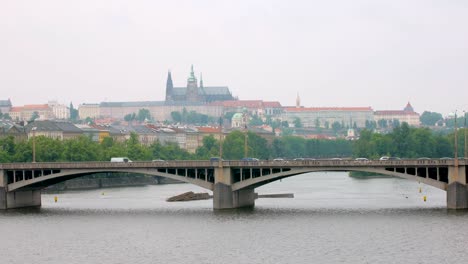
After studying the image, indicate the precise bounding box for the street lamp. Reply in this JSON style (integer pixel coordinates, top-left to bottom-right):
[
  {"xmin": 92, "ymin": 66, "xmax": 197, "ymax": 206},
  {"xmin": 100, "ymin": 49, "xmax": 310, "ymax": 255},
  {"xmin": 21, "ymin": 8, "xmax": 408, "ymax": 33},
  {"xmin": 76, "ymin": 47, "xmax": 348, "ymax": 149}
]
[
  {"xmin": 218, "ymin": 116, "xmax": 223, "ymax": 165},
  {"xmin": 31, "ymin": 126, "xmax": 37, "ymax": 163},
  {"xmin": 464, "ymin": 111, "xmax": 467, "ymax": 159}
]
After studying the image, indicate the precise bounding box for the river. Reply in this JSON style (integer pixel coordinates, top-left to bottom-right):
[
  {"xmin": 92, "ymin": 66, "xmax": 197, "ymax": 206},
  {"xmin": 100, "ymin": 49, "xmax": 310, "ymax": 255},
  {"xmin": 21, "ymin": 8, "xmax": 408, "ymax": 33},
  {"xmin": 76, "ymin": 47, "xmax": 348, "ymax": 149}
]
[{"xmin": 1, "ymin": 172, "xmax": 467, "ymax": 264}]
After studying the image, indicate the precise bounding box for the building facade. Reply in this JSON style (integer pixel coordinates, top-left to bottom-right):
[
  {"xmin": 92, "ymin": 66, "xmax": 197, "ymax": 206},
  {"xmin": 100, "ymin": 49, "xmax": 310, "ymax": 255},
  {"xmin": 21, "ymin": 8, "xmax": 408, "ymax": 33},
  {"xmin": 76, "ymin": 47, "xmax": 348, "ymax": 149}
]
[
  {"xmin": 374, "ymin": 102, "xmax": 420, "ymax": 127},
  {"xmin": 78, "ymin": 103, "xmax": 100, "ymax": 119},
  {"xmin": 9, "ymin": 105, "xmax": 54, "ymax": 122},
  {"xmin": 48, "ymin": 101, "xmax": 70, "ymax": 120},
  {"xmin": 281, "ymin": 107, "xmax": 374, "ymax": 128}
]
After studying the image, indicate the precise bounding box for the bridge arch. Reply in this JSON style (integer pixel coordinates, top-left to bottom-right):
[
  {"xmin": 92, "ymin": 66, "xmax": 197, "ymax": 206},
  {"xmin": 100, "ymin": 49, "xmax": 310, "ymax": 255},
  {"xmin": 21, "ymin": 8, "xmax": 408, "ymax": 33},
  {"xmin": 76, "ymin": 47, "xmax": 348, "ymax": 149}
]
[
  {"xmin": 231, "ymin": 167, "xmax": 447, "ymax": 192},
  {"xmin": 7, "ymin": 168, "xmax": 214, "ymax": 192}
]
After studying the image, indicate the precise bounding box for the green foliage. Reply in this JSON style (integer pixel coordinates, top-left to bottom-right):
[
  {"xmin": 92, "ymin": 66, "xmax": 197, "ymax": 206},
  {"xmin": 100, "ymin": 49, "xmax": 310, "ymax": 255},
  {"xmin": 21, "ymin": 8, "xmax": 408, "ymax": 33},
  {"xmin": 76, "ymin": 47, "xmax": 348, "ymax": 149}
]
[
  {"xmin": 62, "ymin": 136, "xmax": 100, "ymax": 161},
  {"xmin": 170, "ymin": 108, "xmax": 214, "ymax": 125},
  {"xmin": 195, "ymin": 135, "xmax": 220, "ymax": 159},
  {"xmin": 293, "ymin": 117, "xmax": 303, "ymax": 128},
  {"xmin": 353, "ymin": 122, "xmax": 460, "ymax": 158},
  {"xmin": 420, "ymin": 111, "xmax": 443, "ymax": 126},
  {"xmin": 222, "ymin": 131, "xmax": 246, "ymax": 159},
  {"xmin": 30, "ymin": 111, "xmax": 40, "ymax": 122},
  {"xmin": 221, "ymin": 131, "xmax": 270, "ymax": 159},
  {"xmin": 249, "ymin": 114, "xmax": 263, "ymax": 126},
  {"xmin": 331, "ymin": 121, "xmax": 342, "ymax": 134},
  {"xmin": 124, "ymin": 113, "xmax": 136, "ymax": 122},
  {"xmin": 69, "ymin": 102, "xmax": 78, "ymax": 121},
  {"xmin": 0, "ymin": 123, "xmax": 464, "ymax": 163},
  {"xmin": 137, "ymin": 108, "xmax": 152, "ymax": 122}
]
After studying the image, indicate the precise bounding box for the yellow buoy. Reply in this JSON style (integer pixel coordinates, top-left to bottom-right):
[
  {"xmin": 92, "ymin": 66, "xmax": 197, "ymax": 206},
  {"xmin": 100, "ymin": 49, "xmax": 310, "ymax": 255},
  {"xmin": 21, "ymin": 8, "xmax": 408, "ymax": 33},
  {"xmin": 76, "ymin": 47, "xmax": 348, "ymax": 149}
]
[
  {"xmin": 423, "ymin": 196, "xmax": 427, "ymax": 202},
  {"xmin": 54, "ymin": 196, "xmax": 58, "ymax": 203},
  {"xmin": 101, "ymin": 192, "xmax": 105, "ymax": 196}
]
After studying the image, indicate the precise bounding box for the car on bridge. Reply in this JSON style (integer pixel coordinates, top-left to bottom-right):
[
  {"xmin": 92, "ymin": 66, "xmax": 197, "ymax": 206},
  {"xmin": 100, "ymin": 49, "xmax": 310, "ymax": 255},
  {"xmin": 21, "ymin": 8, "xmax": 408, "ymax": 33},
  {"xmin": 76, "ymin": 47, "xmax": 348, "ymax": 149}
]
[
  {"xmin": 110, "ymin": 157, "xmax": 132, "ymax": 163},
  {"xmin": 355, "ymin": 158, "xmax": 369, "ymax": 162},
  {"xmin": 241, "ymin": 157, "xmax": 259, "ymax": 162}
]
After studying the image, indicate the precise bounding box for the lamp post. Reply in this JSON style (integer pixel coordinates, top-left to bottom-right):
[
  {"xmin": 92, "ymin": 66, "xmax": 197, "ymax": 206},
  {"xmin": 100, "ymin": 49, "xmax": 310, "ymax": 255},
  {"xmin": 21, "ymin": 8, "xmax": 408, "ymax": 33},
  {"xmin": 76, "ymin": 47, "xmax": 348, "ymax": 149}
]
[
  {"xmin": 31, "ymin": 127, "xmax": 37, "ymax": 163},
  {"xmin": 218, "ymin": 116, "xmax": 223, "ymax": 168},
  {"xmin": 454, "ymin": 111, "xmax": 458, "ymax": 159},
  {"xmin": 464, "ymin": 111, "xmax": 467, "ymax": 159},
  {"xmin": 243, "ymin": 112, "xmax": 248, "ymax": 158}
]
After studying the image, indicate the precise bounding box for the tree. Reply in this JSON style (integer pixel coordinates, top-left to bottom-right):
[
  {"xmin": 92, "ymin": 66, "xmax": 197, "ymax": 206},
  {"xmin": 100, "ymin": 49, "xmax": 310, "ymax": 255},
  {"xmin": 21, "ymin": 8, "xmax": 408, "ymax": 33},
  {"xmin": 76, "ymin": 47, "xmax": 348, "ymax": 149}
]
[
  {"xmin": 69, "ymin": 102, "xmax": 78, "ymax": 121},
  {"xmin": 331, "ymin": 121, "xmax": 342, "ymax": 134},
  {"xmin": 378, "ymin": 119, "xmax": 388, "ymax": 128},
  {"xmin": 391, "ymin": 122, "xmax": 411, "ymax": 157},
  {"xmin": 420, "ymin": 111, "xmax": 443, "ymax": 126},
  {"xmin": 62, "ymin": 136, "xmax": 100, "ymax": 161},
  {"xmin": 249, "ymin": 114, "xmax": 263, "ymax": 126},
  {"xmin": 124, "ymin": 113, "xmax": 136, "ymax": 122},
  {"xmin": 195, "ymin": 135, "xmax": 219, "ymax": 158},
  {"xmin": 171, "ymin": 111, "xmax": 182, "ymax": 123},
  {"xmin": 2, "ymin": 113, "xmax": 11, "ymax": 120},
  {"xmin": 126, "ymin": 132, "xmax": 152, "ymax": 160},
  {"xmin": 222, "ymin": 131, "xmax": 246, "ymax": 159},
  {"xmin": 30, "ymin": 111, "xmax": 40, "ymax": 122},
  {"xmin": 84, "ymin": 117, "xmax": 94, "ymax": 124},
  {"xmin": 314, "ymin": 118, "xmax": 320, "ymax": 128},
  {"xmin": 137, "ymin": 108, "xmax": 152, "ymax": 122},
  {"xmin": 293, "ymin": 117, "xmax": 303, "ymax": 128}
]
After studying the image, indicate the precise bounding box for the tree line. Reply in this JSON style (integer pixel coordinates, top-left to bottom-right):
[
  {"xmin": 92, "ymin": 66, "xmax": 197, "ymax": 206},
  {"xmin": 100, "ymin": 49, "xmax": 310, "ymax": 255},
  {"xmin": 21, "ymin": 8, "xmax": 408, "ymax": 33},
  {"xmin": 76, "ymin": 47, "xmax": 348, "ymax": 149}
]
[
  {"xmin": 353, "ymin": 122, "xmax": 465, "ymax": 159},
  {"xmin": 0, "ymin": 123, "xmax": 465, "ymax": 163}
]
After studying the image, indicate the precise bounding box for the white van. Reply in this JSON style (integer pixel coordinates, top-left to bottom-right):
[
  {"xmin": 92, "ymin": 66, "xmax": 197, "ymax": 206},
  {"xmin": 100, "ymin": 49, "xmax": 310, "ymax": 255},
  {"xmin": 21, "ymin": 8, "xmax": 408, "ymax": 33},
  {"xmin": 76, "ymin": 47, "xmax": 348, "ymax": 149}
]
[{"xmin": 110, "ymin": 157, "xmax": 132, "ymax": 163}]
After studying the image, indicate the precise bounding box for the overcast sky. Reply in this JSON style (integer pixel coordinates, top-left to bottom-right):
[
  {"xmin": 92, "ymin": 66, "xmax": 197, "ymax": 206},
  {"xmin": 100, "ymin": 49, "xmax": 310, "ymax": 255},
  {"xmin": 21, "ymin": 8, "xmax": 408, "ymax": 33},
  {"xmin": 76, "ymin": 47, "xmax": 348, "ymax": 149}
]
[{"xmin": 1, "ymin": 0, "xmax": 467, "ymax": 115}]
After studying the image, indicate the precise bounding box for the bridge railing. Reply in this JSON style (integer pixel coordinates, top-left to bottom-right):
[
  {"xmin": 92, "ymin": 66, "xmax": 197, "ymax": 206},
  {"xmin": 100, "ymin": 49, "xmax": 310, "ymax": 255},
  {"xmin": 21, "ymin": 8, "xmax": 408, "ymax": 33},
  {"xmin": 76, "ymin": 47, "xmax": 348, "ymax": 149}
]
[{"xmin": 0, "ymin": 158, "xmax": 463, "ymax": 170}]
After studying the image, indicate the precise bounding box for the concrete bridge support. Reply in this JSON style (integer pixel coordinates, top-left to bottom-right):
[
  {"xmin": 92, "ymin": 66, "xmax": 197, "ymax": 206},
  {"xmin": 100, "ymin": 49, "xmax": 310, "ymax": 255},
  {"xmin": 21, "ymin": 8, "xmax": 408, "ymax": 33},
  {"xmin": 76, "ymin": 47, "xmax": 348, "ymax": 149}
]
[
  {"xmin": 213, "ymin": 167, "xmax": 255, "ymax": 209},
  {"xmin": 0, "ymin": 170, "xmax": 41, "ymax": 209},
  {"xmin": 447, "ymin": 166, "xmax": 468, "ymax": 209}
]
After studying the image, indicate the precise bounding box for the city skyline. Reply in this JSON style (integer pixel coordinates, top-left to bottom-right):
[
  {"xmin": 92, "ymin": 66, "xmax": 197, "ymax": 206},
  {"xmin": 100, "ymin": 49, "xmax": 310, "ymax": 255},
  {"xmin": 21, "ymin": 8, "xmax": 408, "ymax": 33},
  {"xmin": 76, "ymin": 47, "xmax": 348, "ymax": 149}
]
[{"xmin": 1, "ymin": 1, "xmax": 467, "ymax": 115}]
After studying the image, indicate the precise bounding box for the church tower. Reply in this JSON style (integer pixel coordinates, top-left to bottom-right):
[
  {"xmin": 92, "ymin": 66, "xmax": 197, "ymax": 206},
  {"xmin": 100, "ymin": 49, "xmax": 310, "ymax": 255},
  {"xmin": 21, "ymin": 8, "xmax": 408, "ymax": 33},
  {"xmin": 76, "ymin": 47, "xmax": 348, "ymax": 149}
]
[
  {"xmin": 186, "ymin": 65, "xmax": 199, "ymax": 102},
  {"xmin": 165, "ymin": 71, "xmax": 174, "ymax": 102},
  {"xmin": 296, "ymin": 93, "xmax": 301, "ymax": 108}
]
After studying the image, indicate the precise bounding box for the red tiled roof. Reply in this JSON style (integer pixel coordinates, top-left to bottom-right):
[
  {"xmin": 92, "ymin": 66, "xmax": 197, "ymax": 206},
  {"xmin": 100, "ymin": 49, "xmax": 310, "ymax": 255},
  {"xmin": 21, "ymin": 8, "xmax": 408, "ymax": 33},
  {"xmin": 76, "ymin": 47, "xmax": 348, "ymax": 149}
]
[
  {"xmin": 283, "ymin": 107, "xmax": 373, "ymax": 112},
  {"xmin": 263, "ymin": 101, "xmax": 282, "ymax": 108},
  {"xmin": 10, "ymin": 107, "xmax": 24, "ymax": 112},
  {"xmin": 196, "ymin": 126, "xmax": 221, "ymax": 133},
  {"xmin": 10, "ymin": 104, "xmax": 50, "ymax": 112},
  {"xmin": 23, "ymin": 104, "xmax": 50, "ymax": 110},
  {"xmin": 209, "ymin": 100, "xmax": 263, "ymax": 108},
  {"xmin": 375, "ymin": 110, "xmax": 419, "ymax": 116}
]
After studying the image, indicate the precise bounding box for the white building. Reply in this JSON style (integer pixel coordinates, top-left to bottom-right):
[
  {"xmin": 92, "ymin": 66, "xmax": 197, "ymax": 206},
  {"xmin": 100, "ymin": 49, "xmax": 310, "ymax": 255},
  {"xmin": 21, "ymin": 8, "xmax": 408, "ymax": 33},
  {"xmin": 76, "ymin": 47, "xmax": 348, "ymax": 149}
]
[{"xmin": 48, "ymin": 101, "xmax": 70, "ymax": 120}]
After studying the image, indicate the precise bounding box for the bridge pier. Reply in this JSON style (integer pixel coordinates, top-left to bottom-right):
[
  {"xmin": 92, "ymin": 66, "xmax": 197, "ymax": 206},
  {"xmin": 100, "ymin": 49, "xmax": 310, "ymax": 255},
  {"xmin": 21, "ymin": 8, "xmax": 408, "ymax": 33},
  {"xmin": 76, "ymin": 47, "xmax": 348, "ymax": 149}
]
[
  {"xmin": 447, "ymin": 166, "xmax": 468, "ymax": 209},
  {"xmin": 0, "ymin": 170, "xmax": 41, "ymax": 209},
  {"xmin": 213, "ymin": 167, "xmax": 255, "ymax": 209}
]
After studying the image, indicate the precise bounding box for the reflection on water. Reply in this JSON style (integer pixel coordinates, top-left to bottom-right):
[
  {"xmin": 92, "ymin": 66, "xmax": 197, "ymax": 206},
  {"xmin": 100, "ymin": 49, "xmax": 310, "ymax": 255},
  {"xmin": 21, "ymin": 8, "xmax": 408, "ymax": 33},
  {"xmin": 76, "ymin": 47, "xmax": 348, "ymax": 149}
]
[{"xmin": 1, "ymin": 172, "xmax": 467, "ymax": 264}]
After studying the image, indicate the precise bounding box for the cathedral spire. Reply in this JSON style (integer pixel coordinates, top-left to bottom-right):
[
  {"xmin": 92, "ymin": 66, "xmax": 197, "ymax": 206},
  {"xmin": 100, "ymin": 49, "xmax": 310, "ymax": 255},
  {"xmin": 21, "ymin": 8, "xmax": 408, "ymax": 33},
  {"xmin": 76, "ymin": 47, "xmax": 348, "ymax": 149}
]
[
  {"xmin": 187, "ymin": 65, "xmax": 197, "ymax": 82},
  {"xmin": 165, "ymin": 70, "xmax": 173, "ymax": 101},
  {"xmin": 296, "ymin": 92, "xmax": 301, "ymax": 108}
]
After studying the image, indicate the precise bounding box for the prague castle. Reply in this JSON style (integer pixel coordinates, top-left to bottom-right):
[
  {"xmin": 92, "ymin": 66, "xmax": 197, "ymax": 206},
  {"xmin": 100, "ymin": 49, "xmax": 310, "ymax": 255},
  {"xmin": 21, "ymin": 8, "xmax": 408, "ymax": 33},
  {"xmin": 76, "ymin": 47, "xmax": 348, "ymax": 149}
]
[{"xmin": 165, "ymin": 65, "xmax": 234, "ymax": 103}]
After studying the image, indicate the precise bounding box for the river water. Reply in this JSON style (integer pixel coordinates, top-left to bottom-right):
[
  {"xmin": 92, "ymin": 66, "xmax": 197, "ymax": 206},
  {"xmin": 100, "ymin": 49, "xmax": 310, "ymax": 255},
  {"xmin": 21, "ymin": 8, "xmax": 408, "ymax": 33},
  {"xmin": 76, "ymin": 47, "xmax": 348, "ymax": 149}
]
[{"xmin": 1, "ymin": 172, "xmax": 467, "ymax": 264}]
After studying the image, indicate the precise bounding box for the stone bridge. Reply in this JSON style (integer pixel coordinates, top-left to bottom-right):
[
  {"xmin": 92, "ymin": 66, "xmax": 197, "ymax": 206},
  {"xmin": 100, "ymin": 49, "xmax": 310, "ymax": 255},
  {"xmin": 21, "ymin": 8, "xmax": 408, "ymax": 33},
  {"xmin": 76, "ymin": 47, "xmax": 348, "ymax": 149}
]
[{"xmin": 0, "ymin": 159, "xmax": 466, "ymax": 210}]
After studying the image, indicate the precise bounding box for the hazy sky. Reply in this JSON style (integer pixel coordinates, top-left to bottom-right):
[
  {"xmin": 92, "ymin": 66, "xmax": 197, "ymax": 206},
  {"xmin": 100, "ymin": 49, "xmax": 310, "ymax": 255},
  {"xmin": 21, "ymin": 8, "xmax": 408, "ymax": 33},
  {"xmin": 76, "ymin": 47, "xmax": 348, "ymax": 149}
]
[{"xmin": 1, "ymin": 0, "xmax": 467, "ymax": 114}]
